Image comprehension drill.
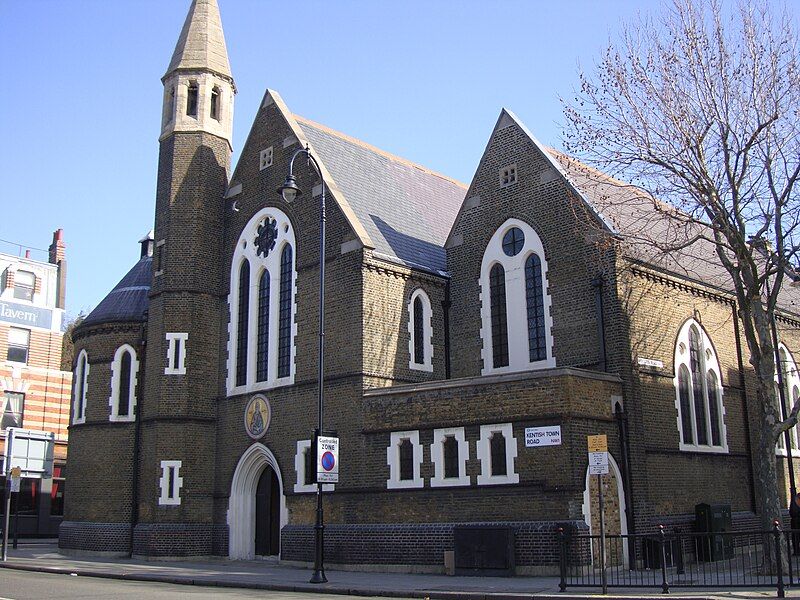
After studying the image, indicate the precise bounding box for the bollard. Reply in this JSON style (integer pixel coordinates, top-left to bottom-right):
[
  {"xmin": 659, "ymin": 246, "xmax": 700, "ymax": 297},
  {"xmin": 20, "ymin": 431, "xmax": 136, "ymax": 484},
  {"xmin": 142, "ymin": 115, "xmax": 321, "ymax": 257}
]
[
  {"xmin": 659, "ymin": 525, "xmax": 669, "ymax": 594},
  {"xmin": 558, "ymin": 527, "xmax": 567, "ymax": 592},
  {"xmin": 775, "ymin": 520, "xmax": 785, "ymax": 599}
]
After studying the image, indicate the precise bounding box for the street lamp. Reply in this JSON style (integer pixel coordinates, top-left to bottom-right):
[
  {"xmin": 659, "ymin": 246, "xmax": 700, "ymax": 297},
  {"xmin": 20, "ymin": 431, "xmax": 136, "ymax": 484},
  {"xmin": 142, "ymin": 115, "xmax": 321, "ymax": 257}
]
[{"xmin": 278, "ymin": 145, "xmax": 328, "ymax": 584}]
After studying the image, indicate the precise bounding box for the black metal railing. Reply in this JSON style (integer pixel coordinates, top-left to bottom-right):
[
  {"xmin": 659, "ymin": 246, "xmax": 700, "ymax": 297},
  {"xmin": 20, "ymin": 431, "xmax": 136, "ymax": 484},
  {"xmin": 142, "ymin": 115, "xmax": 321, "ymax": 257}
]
[{"xmin": 558, "ymin": 522, "xmax": 794, "ymax": 597}]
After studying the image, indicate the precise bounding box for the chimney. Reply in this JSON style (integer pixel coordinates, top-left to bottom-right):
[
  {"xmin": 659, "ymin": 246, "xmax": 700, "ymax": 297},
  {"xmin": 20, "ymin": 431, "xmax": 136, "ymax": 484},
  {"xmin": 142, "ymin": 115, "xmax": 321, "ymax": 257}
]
[{"xmin": 49, "ymin": 229, "xmax": 67, "ymax": 309}]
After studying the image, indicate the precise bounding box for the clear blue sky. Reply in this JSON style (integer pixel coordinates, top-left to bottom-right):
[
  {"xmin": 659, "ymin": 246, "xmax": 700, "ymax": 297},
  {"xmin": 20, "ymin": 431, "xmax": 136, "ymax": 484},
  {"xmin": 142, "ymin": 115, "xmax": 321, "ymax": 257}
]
[{"xmin": 0, "ymin": 0, "xmax": 667, "ymax": 318}]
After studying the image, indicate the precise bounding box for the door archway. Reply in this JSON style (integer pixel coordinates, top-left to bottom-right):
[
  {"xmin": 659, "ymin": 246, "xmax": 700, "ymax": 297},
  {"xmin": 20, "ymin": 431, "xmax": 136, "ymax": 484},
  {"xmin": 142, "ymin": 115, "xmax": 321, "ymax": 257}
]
[
  {"xmin": 582, "ymin": 452, "xmax": 629, "ymax": 568},
  {"xmin": 228, "ymin": 443, "xmax": 287, "ymax": 560}
]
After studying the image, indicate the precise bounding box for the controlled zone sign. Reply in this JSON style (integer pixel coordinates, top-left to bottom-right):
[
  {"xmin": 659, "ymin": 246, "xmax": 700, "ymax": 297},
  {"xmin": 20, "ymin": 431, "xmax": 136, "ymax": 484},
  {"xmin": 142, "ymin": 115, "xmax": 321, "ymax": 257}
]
[
  {"xmin": 3, "ymin": 428, "xmax": 54, "ymax": 479},
  {"xmin": 316, "ymin": 435, "xmax": 339, "ymax": 484}
]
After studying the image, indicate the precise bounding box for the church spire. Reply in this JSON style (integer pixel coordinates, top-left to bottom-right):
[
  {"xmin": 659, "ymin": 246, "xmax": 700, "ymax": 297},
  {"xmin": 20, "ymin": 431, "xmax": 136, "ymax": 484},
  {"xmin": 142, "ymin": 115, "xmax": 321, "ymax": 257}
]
[
  {"xmin": 164, "ymin": 0, "xmax": 232, "ymax": 83},
  {"xmin": 160, "ymin": 0, "xmax": 235, "ymax": 149}
]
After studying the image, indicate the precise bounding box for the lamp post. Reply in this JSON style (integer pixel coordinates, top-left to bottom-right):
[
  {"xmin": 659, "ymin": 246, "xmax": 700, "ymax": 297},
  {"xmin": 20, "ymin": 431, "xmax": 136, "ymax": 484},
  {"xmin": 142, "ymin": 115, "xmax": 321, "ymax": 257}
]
[{"xmin": 278, "ymin": 144, "xmax": 328, "ymax": 584}]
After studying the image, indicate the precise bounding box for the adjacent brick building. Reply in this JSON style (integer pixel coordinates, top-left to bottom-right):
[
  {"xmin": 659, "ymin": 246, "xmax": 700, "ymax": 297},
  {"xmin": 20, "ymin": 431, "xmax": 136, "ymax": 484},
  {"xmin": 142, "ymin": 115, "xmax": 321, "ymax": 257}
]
[
  {"xmin": 61, "ymin": 0, "xmax": 800, "ymax": 573},
  {"xmin": 1, "ymin": 229, "xmax": 70, "ymax": 536}
]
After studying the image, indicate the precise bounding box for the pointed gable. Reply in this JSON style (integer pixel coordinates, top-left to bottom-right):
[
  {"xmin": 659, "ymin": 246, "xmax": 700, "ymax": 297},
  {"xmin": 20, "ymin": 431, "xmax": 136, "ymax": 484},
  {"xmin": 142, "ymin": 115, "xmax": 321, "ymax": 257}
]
[{"xmin": 165, "ymin": 0, "xmax": 232, "ymax": 81}]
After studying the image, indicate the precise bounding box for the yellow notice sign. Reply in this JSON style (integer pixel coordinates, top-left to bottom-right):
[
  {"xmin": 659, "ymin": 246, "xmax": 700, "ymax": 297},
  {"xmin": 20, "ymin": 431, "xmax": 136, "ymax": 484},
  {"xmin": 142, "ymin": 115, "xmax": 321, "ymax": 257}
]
[{"xmin": 587, "ymin": 434, "xmax": 608, "ymax": 453}]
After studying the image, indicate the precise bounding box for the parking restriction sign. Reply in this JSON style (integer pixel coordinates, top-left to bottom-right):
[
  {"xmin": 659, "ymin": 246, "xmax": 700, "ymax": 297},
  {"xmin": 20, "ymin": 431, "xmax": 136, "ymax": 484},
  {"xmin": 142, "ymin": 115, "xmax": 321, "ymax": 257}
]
[{"xmin": 316, "ymin": 435, "xmax": 339, "ymax": 483}]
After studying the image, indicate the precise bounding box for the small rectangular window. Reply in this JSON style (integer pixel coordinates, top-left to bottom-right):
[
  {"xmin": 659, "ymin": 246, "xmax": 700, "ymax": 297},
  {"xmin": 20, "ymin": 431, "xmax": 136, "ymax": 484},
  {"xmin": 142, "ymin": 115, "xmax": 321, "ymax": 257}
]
[
  {"xmin": 259, "ymin": 147, "xmax": 273, "ymax": 170},
  {"xmin": 304, "ymin": 447, "xmax": 315, "ymax": 485},
  {"xmin": 158, "ymin": 460, "xmax": 183, "ymax": 506},
  {"xmin": 164, "ymin": 333, "xmax": 188, "ymax": 375},
  {"xmin": 490, "ymin": 432, "xmax": 507, "ymax": 476},
  {"xmin": 7, "ymin": 328, "xmax": 30, "ymax": 364},
  {"xmin": 1, "ymin": 391, "xmax": 24, "ymax": 431},
  {"xmin": 500, "ymin": 164, "xmax": 518, "ymax": 188},
  {"xmin": 186, "ymin": 82, "xmax": 198, "ymax": 117},
  {"xmin": 14, "ymin": 270, "xmax": 35, "ymax": 301},
  {"xmin": 155, "ymin": 239, "xmax": 165, "ymax": 276}
]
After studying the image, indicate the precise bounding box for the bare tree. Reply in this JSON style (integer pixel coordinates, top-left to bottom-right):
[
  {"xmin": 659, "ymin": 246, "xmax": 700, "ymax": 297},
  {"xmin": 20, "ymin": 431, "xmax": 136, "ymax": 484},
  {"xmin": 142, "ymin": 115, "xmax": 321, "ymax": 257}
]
[{"xmin": 563, "ymin": 0, "xmax": 800, "ymax": 565}]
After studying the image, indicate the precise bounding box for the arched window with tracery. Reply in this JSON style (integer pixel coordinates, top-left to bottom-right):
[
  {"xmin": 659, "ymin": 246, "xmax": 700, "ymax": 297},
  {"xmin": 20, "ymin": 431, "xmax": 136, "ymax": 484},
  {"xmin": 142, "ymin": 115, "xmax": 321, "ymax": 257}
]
[
  {"xmin": 673, "ymin": 319, "xmax": 727, "ymax": 452},
  {"xmin": 479, "ymin": 219, "xmax": 554, "ymax": 375},
  {"xmin": 228, "ymin": 208, "xmax": 296, "ymax": 394}
]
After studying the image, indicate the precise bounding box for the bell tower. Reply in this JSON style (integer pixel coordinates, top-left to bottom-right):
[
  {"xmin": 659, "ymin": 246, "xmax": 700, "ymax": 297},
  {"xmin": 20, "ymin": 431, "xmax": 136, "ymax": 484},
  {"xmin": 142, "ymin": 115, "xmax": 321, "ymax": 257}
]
[{"xmin": 135, "ymin": 0, "xmax": 236, "ymax": 556}]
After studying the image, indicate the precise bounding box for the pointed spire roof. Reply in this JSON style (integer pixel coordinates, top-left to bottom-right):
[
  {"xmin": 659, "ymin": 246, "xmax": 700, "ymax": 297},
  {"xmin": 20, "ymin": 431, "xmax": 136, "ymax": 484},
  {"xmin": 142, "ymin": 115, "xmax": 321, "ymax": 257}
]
[{"xmin": 164, "ymin": 0, "xmax": 232, "ymax": 82}]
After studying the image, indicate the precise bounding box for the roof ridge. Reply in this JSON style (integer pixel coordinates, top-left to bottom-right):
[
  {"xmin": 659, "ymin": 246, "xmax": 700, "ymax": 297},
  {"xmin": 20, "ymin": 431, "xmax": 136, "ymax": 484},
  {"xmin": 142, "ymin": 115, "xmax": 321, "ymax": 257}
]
[{"xmin": 293, "ymin": 114, "xmax": 468, "ymax": 190}]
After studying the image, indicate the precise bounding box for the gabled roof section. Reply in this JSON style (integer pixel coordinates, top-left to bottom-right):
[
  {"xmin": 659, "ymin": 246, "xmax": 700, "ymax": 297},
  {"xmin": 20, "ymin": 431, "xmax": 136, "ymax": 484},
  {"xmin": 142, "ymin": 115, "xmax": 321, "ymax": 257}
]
[
  {"xmin": 262, "ymin": 90, "xmax": 467, "ymax": 274},
  {"xmin": 82, "ymin": 256, "xmax": 152, "ymax": 327},
  {"xmin": 164, "ymin": 0, "xmax": 232, "ymax": 82}
]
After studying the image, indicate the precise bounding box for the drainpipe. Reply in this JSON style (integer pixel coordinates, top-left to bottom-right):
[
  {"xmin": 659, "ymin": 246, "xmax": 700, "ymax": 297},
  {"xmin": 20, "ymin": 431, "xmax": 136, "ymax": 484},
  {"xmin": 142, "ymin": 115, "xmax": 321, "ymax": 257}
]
[
  {"xmin": 592, "ymin": 275, "xmax": 607, "ymax": 372},
  {"xmin": 130, "ymin": 316, "xmax": 147, "ymax": 556},
  {"xmin": 615, "ymin": 402, "xmax": 636, "ymax": 567},
  {"xmin": 442, "ymin": 278, "xmax": 452, "ymax": 379}
]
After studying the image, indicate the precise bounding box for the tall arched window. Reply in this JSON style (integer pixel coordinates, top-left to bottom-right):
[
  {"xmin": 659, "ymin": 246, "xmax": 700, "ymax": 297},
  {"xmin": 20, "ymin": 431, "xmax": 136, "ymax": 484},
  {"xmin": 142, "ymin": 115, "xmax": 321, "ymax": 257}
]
[
  {"xmin": 278, "ymin": 244, "xmax": 293, "ymax": 379},
  {"xmin": 775, "ymin": 344, "xmax": 800, "ymax": 454},
  {"xmin": 489, "ymin": 264, "xmax": 509, "ymax": 368},
  {"xmin": 210, "ymin": 86, "xmax": 221, "ymax": 121},
  {"xmin": 236, "ymin": 260, "xmax": 250, "ymax": 387},
  {"xmin": 408, "ymin": 288, "xmax": 433, "ymax": 372},
  {"xmin": 109, "ymin": 345, "xmax": 139, "ymax": 422},
  {"xmin": 72, "ymin": 350, "xmax": 89, "ymax": 425},
  {"xmin": 228, "ymin": 208, "xmax": 296, "ymax": 394},
  {"xmin": 479, "ymin": 219, "xmax": 554, "ymax": 374},
  {"xmin": 673, "ymin": 319, "xmax": 727, "ymax": 452},
  {"xmin": 257, "ymin": 270, "xmax": 270, "ymax": 382}
]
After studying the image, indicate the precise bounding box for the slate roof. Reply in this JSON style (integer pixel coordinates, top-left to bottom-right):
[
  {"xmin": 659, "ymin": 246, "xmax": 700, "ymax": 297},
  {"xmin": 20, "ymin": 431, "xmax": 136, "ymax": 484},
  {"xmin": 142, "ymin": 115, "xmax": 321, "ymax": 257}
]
[
  {"xmin": 165, "ymin": 0, "xmax": 232, "ymax": 81},
  {"xmin": 82, "ymin": 256, "xmax": 152, "ymax": 327},
  {"xmin": 296, "ymin": 117, "xmax": 467, "ymax": 274}
]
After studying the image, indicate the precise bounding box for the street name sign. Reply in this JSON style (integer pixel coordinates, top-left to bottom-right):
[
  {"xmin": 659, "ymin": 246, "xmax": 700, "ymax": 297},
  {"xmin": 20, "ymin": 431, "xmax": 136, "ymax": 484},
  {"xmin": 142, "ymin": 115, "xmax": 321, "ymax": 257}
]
[{"xmin": 525, "ymin": 425, "xmax": 561, "ymax": 447}]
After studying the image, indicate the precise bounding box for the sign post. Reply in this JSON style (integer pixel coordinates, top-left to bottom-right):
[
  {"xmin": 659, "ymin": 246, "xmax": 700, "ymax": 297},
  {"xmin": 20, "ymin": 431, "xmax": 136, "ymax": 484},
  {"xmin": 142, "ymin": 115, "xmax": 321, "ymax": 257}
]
[{"xmin": 587, "ymin": 434, "xmax": 609, "ymax": 595}]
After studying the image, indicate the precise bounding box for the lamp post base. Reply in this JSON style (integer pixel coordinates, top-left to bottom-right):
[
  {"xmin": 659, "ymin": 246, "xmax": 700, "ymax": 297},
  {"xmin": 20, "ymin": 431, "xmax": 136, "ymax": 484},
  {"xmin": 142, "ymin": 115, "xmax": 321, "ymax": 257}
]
[{"xmin": 309, "ymin": 569, "xmax": 328, "ymax": 584}]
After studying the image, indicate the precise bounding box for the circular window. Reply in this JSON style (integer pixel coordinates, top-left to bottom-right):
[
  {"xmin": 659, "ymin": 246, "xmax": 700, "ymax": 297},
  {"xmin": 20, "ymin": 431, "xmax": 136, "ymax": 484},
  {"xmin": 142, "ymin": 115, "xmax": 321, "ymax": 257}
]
[{"xmin": 502, "ymin": 227, "xmax": 525, "ymax": 256}]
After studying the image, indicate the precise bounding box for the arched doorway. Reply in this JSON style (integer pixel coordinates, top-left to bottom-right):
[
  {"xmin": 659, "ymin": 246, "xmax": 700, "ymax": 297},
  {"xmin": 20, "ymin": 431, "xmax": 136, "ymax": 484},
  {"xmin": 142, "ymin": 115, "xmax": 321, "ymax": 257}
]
[
  {"xmin": 228, "ymin": 443, "xmax": 287, "ymax": 560},
  {"xmin": 255, "ymin": 465, "xmax": 280, "ymax": 556},
  {"xmin": 582, "ymin": 452, "xmax": 629, "ymax": 568}
]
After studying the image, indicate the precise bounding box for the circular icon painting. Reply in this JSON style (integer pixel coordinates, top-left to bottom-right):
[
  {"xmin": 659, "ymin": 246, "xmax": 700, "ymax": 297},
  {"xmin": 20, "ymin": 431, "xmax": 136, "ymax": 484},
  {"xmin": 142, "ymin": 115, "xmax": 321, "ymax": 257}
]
[{"xmin": 244, "ymin": 395, "xmax": 271, "ymax": 439}]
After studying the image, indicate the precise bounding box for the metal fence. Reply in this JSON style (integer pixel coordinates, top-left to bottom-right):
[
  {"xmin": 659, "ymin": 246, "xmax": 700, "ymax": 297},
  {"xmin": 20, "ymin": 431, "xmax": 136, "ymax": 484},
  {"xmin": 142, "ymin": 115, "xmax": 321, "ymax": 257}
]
[{"xmin": 558, "ymin": 522, "xmax": 797, "ymax": 596}]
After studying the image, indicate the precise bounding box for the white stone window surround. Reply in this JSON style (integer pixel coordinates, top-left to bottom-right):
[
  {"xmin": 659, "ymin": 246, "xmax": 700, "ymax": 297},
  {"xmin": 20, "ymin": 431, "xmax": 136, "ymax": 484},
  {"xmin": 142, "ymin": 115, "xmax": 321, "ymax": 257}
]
[
  {"xmin": 407, "ymin": 289, "xmax": 434, "ymax": 372},
  {"xmin": 158, "ymin": 460, "xmax": 183, "ymax": 506},
  {"xmin": 479, "ymin": 218, "xmax": 555, "ymax": 376},
  {"xmin": 72, "ymin": 349, "xmax": 89, "ymax": 425},
  {"xmin": 227, "ymin": 207, "xmax": 298, "ymax": 396},
  {"xmin": 673, "ymin": 318, "xmax": 728, "ymax": 454},
  {"xmin": 386, "ymin": 430, "xmax": 424, "ymax": 489},
  {"xmin": 259, "ymin": 147, "xmax": 274, "ymax": 170},
  {"xmin": 293, "ymin": 439, "xmax": 334, "ymax": 494},
  {"xmin": 164, "ymin": 333, "xmax": 188, "ymax": 375},
  {"xmin": 476, "ymin": 423, "xmax": 520, "ymax": 485},
  {"xmin": 775, "ymin": 343, "xmax": 800, "ymax": 456},
  {"xmin": 430, "ymin": 426, "xmax": 470, "ymax": 487},
  {"xmin": 108, "ymin": 344, "xmax": 139, "ymax": 422}
]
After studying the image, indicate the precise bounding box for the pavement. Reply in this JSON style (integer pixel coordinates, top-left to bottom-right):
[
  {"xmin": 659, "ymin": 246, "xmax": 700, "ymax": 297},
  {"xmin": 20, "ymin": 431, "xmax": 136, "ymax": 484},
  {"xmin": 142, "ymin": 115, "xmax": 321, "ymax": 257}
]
[{"xmin": 0, "ymin": 540, "xmax": 796, "ymax": 600}]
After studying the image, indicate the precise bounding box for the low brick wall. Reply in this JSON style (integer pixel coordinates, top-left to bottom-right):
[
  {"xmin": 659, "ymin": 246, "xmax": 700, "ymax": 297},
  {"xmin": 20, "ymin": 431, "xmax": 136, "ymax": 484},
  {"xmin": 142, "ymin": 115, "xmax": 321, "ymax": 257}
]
[
  {"xmin": 132, "ymin": 523, "xmax": 213, "ymax": 557},
  {"xmin": 281, "ymin": 520, "xmax": 587, "ymax": 570},
  {"xmin": 59, "ymin": 521, "xmax": 132, "ymax": 555}
]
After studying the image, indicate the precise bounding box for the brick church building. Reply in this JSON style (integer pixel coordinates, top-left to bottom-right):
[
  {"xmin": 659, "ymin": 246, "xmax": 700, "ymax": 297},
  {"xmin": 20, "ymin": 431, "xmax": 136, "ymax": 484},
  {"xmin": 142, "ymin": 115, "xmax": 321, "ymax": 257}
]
[{"xmin": 61, "ymin": 0, "xmax": 800, "ymax": 571}]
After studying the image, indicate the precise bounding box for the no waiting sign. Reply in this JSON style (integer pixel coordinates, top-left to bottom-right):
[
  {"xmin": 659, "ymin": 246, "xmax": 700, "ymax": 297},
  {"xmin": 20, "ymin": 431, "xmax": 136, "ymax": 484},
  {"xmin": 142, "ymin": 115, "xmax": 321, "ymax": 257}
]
[{"xmin": 317, "ymin": 435, "xmax": 339, "ymax": 483}]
